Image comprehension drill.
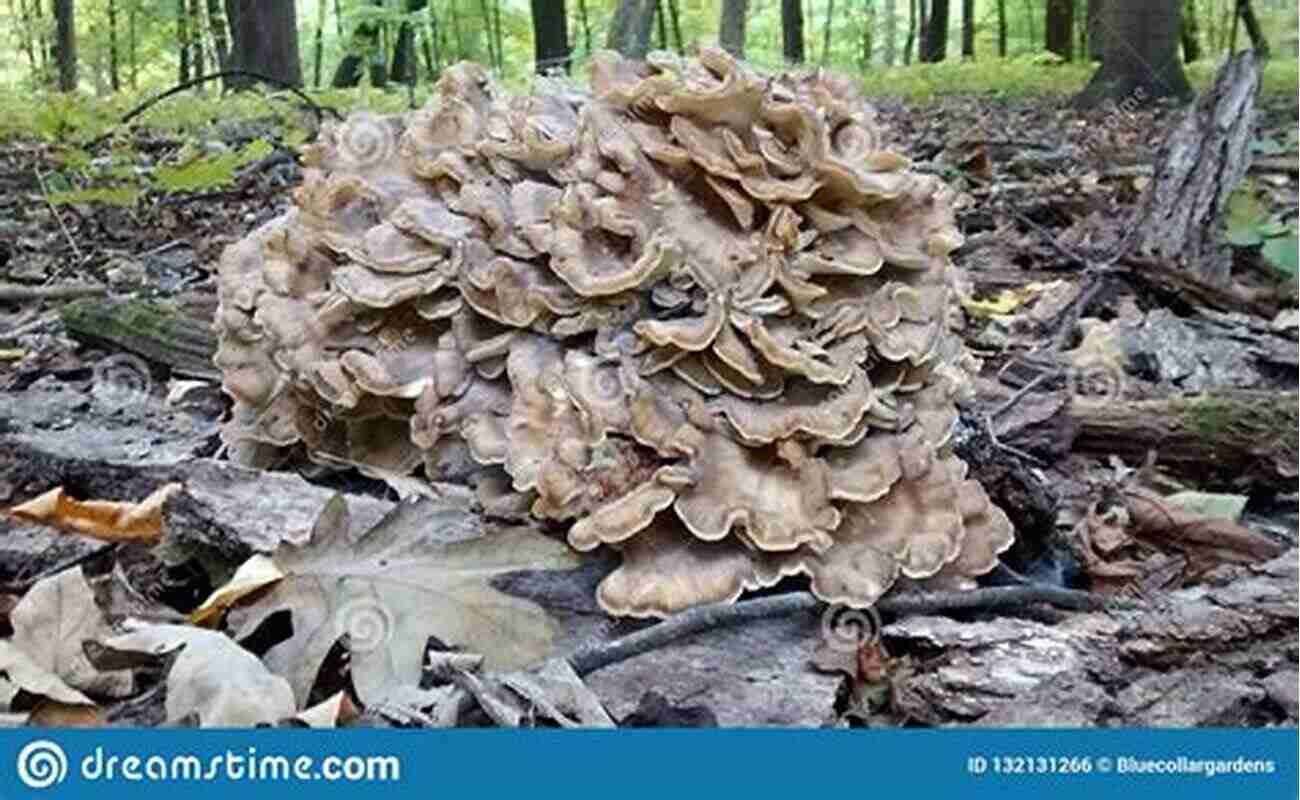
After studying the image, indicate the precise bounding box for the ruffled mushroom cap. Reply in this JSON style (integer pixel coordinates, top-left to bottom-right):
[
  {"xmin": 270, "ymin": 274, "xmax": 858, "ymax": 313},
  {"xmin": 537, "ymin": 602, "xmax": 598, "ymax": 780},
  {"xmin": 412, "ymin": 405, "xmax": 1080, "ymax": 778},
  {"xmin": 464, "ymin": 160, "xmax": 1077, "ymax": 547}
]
[{"xmin": 214, "ymin": 50, "xmax": 1011, "ymax": 619}]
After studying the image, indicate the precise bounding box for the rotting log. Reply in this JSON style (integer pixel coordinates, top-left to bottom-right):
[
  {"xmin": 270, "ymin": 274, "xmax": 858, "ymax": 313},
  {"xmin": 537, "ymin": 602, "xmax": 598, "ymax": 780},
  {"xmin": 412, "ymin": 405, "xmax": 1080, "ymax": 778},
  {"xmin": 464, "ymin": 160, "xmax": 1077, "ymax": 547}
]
[
  {"xmin": 58, "ymin": 297, "xmax": 219, "ymax": 380},
  {"xmin": 1123, "ymin": 51, "xmax": 1276, "ymax": 316},
  {"xmin": 1070, "ymin": 390, "xmax": 1298, "ymax": 490}
]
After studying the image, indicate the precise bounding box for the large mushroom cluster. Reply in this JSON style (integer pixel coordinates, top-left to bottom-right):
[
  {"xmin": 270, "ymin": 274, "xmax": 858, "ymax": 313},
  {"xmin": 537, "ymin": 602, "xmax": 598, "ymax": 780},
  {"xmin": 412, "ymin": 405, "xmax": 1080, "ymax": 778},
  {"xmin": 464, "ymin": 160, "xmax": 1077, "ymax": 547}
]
[{"xmin": 214, "ymin": 49, "xmax": 1014, "ymax": 618}]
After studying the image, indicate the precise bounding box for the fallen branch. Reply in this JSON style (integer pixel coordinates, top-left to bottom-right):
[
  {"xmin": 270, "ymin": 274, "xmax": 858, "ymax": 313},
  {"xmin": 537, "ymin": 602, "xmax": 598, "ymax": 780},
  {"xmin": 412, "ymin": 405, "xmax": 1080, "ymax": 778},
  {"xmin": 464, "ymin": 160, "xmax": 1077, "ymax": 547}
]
[
  {"xmin": 0, "ymin": 282, "xmax": 107, "ymax": 303},
  {"xmin": 567, "ymin": 584, "xmax": 1126, "ymax": 677}
]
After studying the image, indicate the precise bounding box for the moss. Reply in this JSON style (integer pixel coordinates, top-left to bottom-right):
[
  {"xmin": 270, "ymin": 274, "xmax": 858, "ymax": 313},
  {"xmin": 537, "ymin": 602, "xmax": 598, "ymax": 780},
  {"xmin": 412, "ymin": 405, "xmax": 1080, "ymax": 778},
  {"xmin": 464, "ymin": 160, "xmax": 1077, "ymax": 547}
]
[{"xmin": 1175, "ymin": 391, "xmax": 1299, "ymax": 450}]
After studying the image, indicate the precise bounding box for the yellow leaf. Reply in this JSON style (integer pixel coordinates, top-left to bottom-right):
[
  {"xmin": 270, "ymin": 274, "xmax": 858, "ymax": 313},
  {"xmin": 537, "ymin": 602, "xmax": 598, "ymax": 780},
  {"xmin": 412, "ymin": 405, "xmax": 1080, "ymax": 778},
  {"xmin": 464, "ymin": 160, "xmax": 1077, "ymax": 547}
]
[
  {"xmin": 189, "ymin": 554, "xmax": 286, "ymax": 626},
  {"xmin": 6, "ymin": 483, "xmax": 182, "ymax": 542},
  {"xmin": 961, "ymin": 282, "xmax": 1049, "ymax": 318}
]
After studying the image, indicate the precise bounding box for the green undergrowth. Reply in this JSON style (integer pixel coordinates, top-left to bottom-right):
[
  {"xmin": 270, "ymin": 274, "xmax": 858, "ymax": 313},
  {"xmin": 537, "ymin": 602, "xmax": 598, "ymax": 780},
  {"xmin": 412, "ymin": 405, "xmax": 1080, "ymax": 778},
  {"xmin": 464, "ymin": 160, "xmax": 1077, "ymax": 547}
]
[{"xmin": 1, "ymin": 55, "xmax": 1293, "ymax": 212}]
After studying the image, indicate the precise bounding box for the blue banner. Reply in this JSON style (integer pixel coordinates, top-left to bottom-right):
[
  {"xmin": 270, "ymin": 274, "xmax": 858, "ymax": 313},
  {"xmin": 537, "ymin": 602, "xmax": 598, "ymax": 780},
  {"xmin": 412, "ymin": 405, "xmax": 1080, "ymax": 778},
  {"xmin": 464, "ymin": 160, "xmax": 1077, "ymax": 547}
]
[{"xmin": 0, "ymin": 728, "xmax": 1294, "ymax": 799}]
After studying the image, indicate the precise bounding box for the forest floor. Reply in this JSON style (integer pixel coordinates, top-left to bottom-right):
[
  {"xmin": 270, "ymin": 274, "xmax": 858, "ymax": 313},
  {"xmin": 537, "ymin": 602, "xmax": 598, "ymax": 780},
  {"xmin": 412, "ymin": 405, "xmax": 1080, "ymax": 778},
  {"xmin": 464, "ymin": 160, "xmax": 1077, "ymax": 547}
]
[{"xmin": 0, "ymin": 75, "xmax": 1295, "ymax": 728}]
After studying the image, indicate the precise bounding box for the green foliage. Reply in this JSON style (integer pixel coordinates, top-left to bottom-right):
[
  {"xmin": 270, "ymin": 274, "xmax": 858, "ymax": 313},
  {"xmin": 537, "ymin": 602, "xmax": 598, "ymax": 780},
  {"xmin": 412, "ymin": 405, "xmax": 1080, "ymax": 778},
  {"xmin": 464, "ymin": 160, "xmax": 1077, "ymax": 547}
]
[
  {"xmin": 47, "ymin": 185, "xmax": 142, "ymax": 207},
  {"xmin": 1225, "ymin": 179, "xmax": 1299, "ymax": 279},
  {"xmin": 154, "ymin": 138, "xmax": 274, "ymax": 193},
  {"xmin": 1261, "ymin": 234, "xmax": 1300, "ymax": 278}
]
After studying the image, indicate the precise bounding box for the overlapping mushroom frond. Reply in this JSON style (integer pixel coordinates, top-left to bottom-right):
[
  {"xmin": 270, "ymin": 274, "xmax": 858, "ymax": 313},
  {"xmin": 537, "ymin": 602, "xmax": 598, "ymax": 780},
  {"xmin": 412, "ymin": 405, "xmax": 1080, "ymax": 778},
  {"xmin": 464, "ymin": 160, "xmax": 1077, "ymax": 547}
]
[{"xmin": 214, "ymin": 49, "xmax": 1013, "ymax": 618}]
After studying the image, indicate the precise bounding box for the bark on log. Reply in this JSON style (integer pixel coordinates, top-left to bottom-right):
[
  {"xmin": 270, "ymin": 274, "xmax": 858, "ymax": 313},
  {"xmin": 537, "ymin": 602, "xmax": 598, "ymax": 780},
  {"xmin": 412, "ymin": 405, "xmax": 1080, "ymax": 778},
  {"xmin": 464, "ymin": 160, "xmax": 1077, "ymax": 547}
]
[
  {"xmin": 1124, "ymin": 51, "xmax": 1263, "ymax": 313},
  {"xmin": 58, "ymin": 297, "xmax": 218, "ymax": 380},
  {"xmin": 1070, "ymin": 390, "xmax": 1298, "ymax": 490}
]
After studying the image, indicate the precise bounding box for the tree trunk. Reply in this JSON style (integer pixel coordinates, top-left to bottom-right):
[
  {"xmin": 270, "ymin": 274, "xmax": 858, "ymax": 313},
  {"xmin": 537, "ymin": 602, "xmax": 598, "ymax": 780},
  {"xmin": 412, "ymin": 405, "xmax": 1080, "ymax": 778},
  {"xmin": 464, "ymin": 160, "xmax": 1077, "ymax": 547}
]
[
  {"xmin": 1124, "ymin": 52, "xmax": 1260, "ymax": 297},
  {"xmin": 996, "ymin": 0, "xmax": 1007, "ymax": 56},
  {"xmin": 225, "ymin": 0, "xmax": 304, "ymax": 90},
  {"xmin": 883, "ymin": 0, "xmax": 896, "ymax": 64},
  {"xmin": 718, "ymin": 0, "xmax": 748, "ymax": 58},
  {"xmin": 1074, "ymin": 0, "xmax": 1193, "ymax": 108},
  {"xmin": 128, "ymin": 0, "xmax": 137, "ymax": 87},
  {"xmin": 331, "ymin": 0, "xmax": 385, "ymax": 88},
  {"xmin": 665, "ymin": 0, "xmax": 682, "ymax": 52},
  {"xmin": 903, "ymin": 0, "xmax": 916, "ymax": 64},
  {"xmin": 576, "ymin": 0, "xmax": 592, "ymax": 55},
  {"xmin": 313, "ymin": 0, "xmax": 327, "ymax": 87},
  {"xmin": 782, "ymin": 0, "xmax": 804, "ymax": 63},
  {"xmin": 14, "ymin": 0, "xmax": 38, "ymax": 83},
  {"xmin": 531, "ymin": 0, "xmax": 570, "ymax": 74},
  {"xmin": 920, "ymin": 0, "xmax": 948, "ymax": 62},
  {"xmin": 1070, "ymin": 389, "xmax": 1296, "ymax": 493},
  {"xmin": 607, "ymin": 0, "xmax": 655, "ymax": 58},
  {"xmin": 654, "ymin": 0, "xmax": 667, "ymax": 49},
  {"xmin": 189, "ymin": 0, "xmax": 206, "ymax": 84},
  {"xmin": 1181, "ymin": 0, "xmax": 1201, "ymax": 62},
  {"xmin": 54, "ymin": 0, "xmax": 76, "ymax": 92},
  {"xmin": 821, "ymin": 0, "xmax": 834, "ymax": 64},
  {"xmin": 1085, "ymin": 0, "xmax": 1102, "ymax": 60},
  {"xmin": 177, "ymin": 0, "xmax": 191, "ymax": 84},
  {"xmin": 389, "ymin": 0, "xmax": 428, "ymax": 84},
  {"xmin": 961, "ymin": 0, "xmax": 974, "ymax": 58},
  {"xmin": 1235, "ymin": 0, "xmax": 1269, "ymax": 59},
  {"xmin": 1045, "ymin": 0, "xmax": 1073, "ymax": 60},
  {"xmin": 206, "ymin": 0, "xmax": 229, "ymax": 71},
  {"xmin": 107, "ymin": 0, "xmax": 119, "ymax": 91}
]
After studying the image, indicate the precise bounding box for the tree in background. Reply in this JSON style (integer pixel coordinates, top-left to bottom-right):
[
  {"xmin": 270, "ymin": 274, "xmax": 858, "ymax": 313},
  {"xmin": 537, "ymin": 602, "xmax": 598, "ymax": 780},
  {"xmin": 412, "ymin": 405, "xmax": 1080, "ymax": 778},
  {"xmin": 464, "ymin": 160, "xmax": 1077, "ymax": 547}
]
[
  {"xmin": 883, "ymin": 0, "xmax": 897, "ymax": 64},
  {"xmin": 718, "ymin": 0, "xmax": 747, "ymax": 57},
  {"xmin": 1074, "ymin": 0, "xmax": 1193, "ymax": 108},
  {"xmin": 1085, "ymin": 0, "xmax": 1103, "ymax": 59},
  {"xmin": 606, "ymin": 0, "xmax": 654, "ymax": 58},
  {"xmin": 1182, "ymin": 0, "xmax": 1202, "ymax": 61},
  {"xmin": 531, "ymin": 0, "xmax": 570, "ymax": 73},
  {"xmin": 781, "ymin": 0, "xmax": 804, "ymax": 63},
  {"xmin": 55, "ymin": 0, "xmax": 77, "ymax": 91},
  {"xmin": 920, "ymin": 0, "xmax": 948, "ymax": 61},
  {"xmin": 225, "ymin": 0, "xmax": 304, "ymax": 89},
  {"xmin": 961, "ymin": 0, "xmax": 974, "ymax": 58},
  {"xmin": 1045, "ymin": 0, "xmax": 1073, "ymax": 60}
]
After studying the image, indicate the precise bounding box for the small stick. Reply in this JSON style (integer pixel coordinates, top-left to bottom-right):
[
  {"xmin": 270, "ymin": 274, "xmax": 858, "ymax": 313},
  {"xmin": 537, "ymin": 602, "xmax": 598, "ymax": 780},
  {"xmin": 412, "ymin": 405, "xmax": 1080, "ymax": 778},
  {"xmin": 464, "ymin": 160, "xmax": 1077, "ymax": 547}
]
[
  {"xmin": 33, "ymin": 166, "xmax": 83, "ymax": 263},
  {"xmin": 567, "ymin": 584, "xmax": 1127, "ymax": 677},
  {"xmin": 0, "ymin": 282, "xmax": 106, "ymax": 303}
]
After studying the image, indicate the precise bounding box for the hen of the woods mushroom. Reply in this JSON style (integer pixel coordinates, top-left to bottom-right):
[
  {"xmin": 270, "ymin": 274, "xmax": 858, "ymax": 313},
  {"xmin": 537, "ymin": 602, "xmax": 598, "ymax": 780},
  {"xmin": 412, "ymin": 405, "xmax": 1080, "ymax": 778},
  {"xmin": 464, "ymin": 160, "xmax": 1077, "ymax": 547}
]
[{"xmin": 214, "ymin": 49, "xmax": 1014, "ymax": 620}]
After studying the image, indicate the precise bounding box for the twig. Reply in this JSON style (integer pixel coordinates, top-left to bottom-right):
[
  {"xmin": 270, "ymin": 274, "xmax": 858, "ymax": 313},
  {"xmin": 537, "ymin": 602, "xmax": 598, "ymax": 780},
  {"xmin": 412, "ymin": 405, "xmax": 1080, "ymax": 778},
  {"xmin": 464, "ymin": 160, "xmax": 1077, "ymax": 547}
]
[
  {"xmin": 567, "ymin": 584, "xmax": 1128, "ymax": 677},
  {"xmin": 85, "ymin": 71, "xmax": 343, "ymax": 149},
  {"xmin": 32, "ymin": 166, "xmax": 83, "ymax": 263},
  {"xmin": 0, "ymin": 282, "xmax": 106, "ymax": 303}
]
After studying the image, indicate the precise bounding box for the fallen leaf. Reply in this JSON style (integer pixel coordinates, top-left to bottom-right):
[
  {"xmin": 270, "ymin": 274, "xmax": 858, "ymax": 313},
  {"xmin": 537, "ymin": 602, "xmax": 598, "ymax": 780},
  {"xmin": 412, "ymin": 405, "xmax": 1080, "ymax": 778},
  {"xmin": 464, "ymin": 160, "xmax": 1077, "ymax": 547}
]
[
  {"xmin": 293, "ymin": 691, "xmax": 359, "ymax": 728},
  {"xmin": 11, "ymin": 567, "xmax": 134, "ymax": 698},
  {"xmin": 98, "ymin": 623, "xmax": 294, "ymax": 727},
  {"xmin": 189, "ymin": 554, "xmax": 285, "ymax": 626},
  {"xmin": 0, "ymin": 640, "xmax": 95, "ymax": 711},
  {"xmin": 1164, "ymin": 491, "xmax": 1248, "ymax": 522},
  {"xmin": 27, "ymin": 702, "xmax": 106, "ymax": 727},
  {"xmin": 226, "ymin": 495, "xmax": 580, "ymax": 706},
  {"xmin": 6, "ymin": 483, "xmax": 182, "ymax": 542}
]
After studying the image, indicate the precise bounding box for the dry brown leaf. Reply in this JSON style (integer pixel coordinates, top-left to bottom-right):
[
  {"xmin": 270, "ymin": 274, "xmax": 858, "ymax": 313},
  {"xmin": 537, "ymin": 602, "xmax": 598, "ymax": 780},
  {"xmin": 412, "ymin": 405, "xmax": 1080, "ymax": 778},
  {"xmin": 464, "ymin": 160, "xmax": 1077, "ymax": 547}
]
[{"xmin": 6, "ymin": 483, "xmax": 182, "ymax": 542}]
